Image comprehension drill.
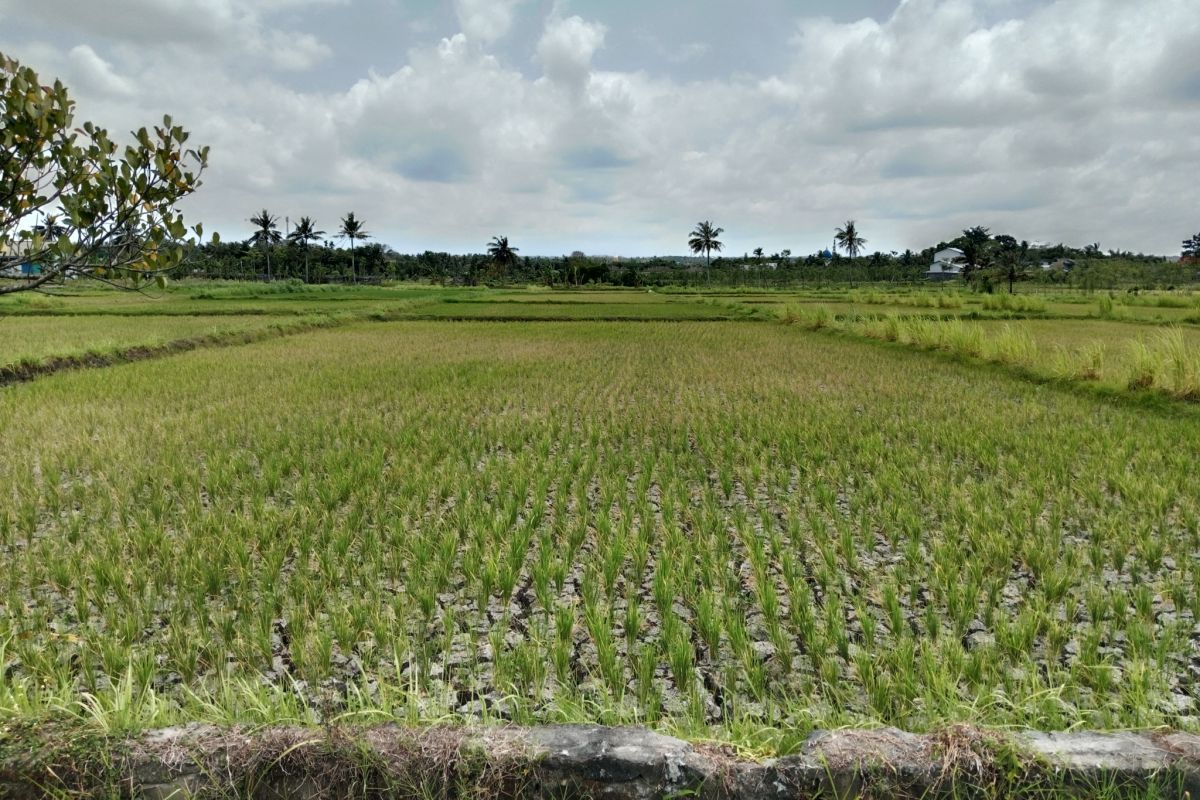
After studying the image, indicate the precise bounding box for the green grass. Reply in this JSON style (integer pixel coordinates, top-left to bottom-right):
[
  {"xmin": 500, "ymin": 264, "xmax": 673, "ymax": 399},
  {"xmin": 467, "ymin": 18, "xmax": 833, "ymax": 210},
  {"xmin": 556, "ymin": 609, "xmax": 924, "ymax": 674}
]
[{"xmin": 2, "ymin": 312, "xmax": 1198, "ymax": 748}]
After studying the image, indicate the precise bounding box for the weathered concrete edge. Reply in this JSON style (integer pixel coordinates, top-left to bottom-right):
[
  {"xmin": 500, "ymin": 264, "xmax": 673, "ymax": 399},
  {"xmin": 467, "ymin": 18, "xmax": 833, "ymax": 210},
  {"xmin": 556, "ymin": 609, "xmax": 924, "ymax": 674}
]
[{"xmin": 2, "ymin": 724, "xmax": 1199, "ymax": 799}]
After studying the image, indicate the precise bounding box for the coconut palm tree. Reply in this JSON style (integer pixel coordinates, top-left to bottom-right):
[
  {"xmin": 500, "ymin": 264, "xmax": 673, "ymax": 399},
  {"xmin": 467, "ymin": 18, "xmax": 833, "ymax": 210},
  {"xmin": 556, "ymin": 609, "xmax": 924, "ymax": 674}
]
[
  {"xmin": 248, "ymin": 209, "xmax": 281, "ymax": 281},
  {"xmin": 29, "ymin": 214, "xmax": 70, "ymax": 282},
  {"xmin": 487, "ymin": 236, "xmax": 520, "ymax": 279},
  {"xmin": 688, "ymin": 220, "xmax": 724, "ymax": 281},
  {"xmin": 33, "ymin": 214, "xmax": 68, "ymax": 241},
  {"xmin": 834, "ymin": 220, "xmax": 866, "ymax": 259},
  {"xmin": 287, "ymin": 216, "xmax": 325, "ymax": 284},
  {"xmin": 337, "ymin": 212, "xmax": 370, "ymax": 283}
]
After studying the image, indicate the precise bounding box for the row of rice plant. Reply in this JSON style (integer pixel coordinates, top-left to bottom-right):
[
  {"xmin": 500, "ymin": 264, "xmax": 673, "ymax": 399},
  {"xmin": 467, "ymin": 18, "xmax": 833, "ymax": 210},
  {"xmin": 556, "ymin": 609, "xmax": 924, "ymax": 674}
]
[{"xmin": 778, "ymin": 306, "xmax": 1200, "ymax": 401}]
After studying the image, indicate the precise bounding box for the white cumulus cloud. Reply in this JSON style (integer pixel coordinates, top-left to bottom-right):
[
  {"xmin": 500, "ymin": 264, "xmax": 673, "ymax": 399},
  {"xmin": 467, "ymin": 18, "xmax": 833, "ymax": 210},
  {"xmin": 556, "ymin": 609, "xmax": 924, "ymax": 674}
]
[{"xmin": 537, "ymin": 15, "xmax": 607, "ymax": 90}]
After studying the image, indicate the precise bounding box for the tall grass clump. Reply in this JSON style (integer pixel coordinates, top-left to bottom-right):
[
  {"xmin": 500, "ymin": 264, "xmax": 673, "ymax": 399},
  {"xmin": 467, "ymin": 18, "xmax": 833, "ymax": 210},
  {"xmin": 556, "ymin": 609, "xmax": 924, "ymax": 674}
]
[
  {"xmin": 1129, "ymin": 328, "xmax": 1200, "ymax": 399},
  {"xmin": 1080, "ymin": 342, "xmax": 1107, "ymax": 381},
  {"xmin": 1126, "ymin": 340, "xmax": 1162, "ymax": 391},
  {"xmin": 895, "ymin": 292, "xmax": 963, "ymax": 309},
  {"xmin": 1142, "ymin": 326, "xmax": 1200, "ymax": 398},
  {"xmin": 942, "ymin": 319, "xmax": 986, "ymax": 357},
  {"xmin": 981, "ymin": 294, "xmax": 1047, "ymax": 313},
  {"xmin": 778, "ymin": 304, "xmax": 837, "ymax": 330},
  {"xmin": 986, "ymin": 325, "xmax": 1039, "ymax": 366},
  {"xmin": 1095, "ymin": 293, "xmax": 1127, "ymax": 320}
]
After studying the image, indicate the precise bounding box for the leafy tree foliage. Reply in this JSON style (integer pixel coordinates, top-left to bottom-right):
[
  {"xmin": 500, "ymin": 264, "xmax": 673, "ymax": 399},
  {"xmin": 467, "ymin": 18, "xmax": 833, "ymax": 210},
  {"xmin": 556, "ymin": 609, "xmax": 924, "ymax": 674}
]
[
  {"xmin": 1183, "ymin": 232, "xmax": 1200, "ymax": 260},
  {"xmin": 1, "ymin": 51, "xmax": 208, "ymax": 293},
  {"xmin": 992, "ymin": 237, "xmax": 1032, "ymax": 294},
  {"xmin": 961, "ymin": 226, "xmax": 991, "ymax": 247}
]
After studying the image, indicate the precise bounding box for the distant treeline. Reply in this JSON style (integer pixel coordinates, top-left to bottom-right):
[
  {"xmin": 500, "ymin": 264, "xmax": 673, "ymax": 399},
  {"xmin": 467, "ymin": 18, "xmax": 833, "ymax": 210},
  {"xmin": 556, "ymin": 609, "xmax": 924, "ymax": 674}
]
[{"xmin": 183, "ymin": 240, "xmax": 1198, "ymax": 290}]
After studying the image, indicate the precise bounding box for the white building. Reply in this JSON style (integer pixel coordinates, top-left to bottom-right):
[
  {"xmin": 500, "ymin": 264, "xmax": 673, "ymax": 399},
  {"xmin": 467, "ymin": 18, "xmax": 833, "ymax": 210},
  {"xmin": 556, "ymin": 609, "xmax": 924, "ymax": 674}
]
[{"xmin": 926, "ymin": 247, "xmax": 966, "ymax": 280}]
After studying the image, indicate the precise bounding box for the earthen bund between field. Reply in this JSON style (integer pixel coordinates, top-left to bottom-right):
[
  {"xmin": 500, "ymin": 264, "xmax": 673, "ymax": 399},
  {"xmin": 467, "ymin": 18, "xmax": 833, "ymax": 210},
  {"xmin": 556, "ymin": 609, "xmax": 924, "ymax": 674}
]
[{"xmin": 3, "ymin": 724, "xmax": 1199, "ymax": 799}]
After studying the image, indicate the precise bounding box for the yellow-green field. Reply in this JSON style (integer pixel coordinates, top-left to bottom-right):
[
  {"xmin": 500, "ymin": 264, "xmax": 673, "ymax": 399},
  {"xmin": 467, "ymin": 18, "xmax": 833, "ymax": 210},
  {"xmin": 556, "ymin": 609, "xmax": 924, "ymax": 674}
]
[
  {"xmin": 1, "ymin": 284, "xmax": 1199, "ymax": 749},
  {"xmin": 0, "ymin": 315, "xmax": 309, "ymax": 369}
]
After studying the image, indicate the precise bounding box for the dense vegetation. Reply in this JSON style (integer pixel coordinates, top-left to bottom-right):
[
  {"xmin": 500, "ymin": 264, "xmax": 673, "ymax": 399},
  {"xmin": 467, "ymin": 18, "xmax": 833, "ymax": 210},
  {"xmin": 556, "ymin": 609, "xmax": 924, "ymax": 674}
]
[{"xmin": 177, "ymin": 238, "xmax": 1196, "ymax": 291}]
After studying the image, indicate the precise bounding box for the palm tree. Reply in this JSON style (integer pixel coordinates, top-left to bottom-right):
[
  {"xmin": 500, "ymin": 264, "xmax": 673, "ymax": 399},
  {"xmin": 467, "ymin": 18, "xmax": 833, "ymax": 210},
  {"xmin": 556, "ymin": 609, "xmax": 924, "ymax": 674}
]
[
  {"xmin": 248, "ymin": 209, "xmax": 281, "ymax": 281},
  {"xmin": 33, "ymin": 214, "xmax": 68, "ymax": 241},
  {"xmin": 30, "ymin": 214, "xmax": 70, "ymax": 282},
  {"xmin": 487, "ymin": 236, "xmax": 520, "ymax": 279},
  {"xmin": 337, "ymin": 212, "xmax": 370, "ymax": 283},
  {"xmin": 834, "ymin": 220, "xmax": 866, "ymax": 259},
  {"xmin": 287, "ymin": 216, "xmax": 325, "ymax": 284},
  {"xmin": 688, "ymin": 220, "xmax": 724, "ymax": 281}
]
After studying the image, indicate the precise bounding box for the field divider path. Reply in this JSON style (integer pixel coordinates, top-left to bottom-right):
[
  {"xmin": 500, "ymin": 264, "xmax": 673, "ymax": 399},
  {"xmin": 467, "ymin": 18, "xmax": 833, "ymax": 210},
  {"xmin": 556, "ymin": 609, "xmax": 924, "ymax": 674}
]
[
  {"xmin": 0, "ymin": 312, "xmax": 381, "ymax": 389},
  {"xmin": 2, "ymin": 723, "xmax": 1198, "ymax": 799},
  {"xmin": 398, "ymin": 313, "xmax": 756, "ymax": 322}
]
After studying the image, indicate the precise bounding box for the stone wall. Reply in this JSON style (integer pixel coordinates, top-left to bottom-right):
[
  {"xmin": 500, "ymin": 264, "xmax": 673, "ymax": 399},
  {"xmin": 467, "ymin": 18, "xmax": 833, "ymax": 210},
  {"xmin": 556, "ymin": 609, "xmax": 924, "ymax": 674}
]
[{"xmin": 2, "ymin": 724, "xmax": 1198, "ymax": 799}]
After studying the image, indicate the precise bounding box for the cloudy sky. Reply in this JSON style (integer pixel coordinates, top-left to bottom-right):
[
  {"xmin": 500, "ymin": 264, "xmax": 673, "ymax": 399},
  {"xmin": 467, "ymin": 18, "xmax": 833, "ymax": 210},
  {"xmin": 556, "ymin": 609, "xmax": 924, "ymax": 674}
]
[{"xmin": 2, "ymin": 0, "xmax": 1197, "ymax": 256}]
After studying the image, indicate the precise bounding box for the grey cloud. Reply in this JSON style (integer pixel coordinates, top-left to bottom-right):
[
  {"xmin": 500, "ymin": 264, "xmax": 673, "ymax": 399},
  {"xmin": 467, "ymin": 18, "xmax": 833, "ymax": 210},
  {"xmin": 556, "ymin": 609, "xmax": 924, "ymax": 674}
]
[
  {"xmin": 8, "ymin": 0, "xmax": 234, "ymax": 45},
  {"xmin": 561, "ymin": 146, "xmax": 633, "ymax": 170},
  {"xmin": 395, "ymin": 141, "xmax": 475, "ymax": 183}
]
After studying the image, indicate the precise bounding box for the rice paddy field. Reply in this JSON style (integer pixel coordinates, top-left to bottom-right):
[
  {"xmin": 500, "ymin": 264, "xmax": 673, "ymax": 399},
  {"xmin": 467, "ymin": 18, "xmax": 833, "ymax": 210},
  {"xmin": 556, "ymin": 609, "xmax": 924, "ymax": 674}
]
[
  {"xmin": 0, "ymin": 314, "xmax": 322, "ymax": 370},
  {"xmin": 2, "ymin": 283, "xmax": 1199, "ymax": 750}
]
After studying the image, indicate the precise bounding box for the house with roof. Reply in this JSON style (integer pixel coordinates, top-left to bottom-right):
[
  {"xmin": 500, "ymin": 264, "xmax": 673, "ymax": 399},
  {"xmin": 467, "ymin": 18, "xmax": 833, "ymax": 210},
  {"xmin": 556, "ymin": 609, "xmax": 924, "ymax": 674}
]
[
  {"xmin": 0, "ymin": 239, "xmax": 37, "ymax": 279},
  {"xmin": 926, "ymin": 247, "xmax": 966, "ymax": 280}
]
